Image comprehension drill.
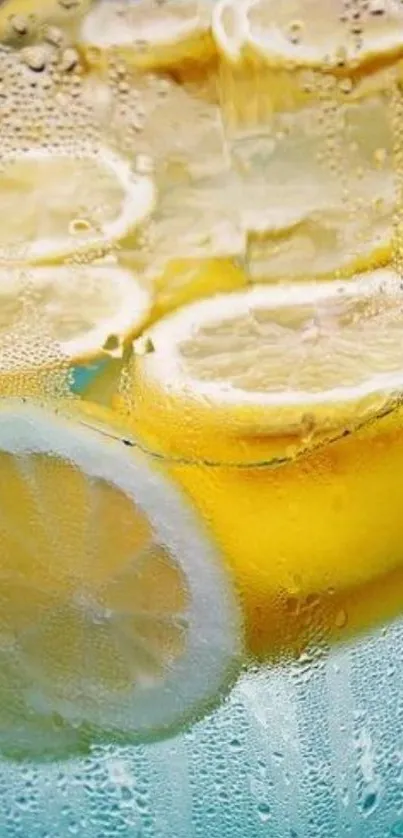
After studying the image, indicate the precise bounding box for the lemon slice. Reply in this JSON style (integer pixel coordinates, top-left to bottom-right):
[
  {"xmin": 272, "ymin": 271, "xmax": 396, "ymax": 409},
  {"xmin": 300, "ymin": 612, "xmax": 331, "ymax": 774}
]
[
  {"xmin": 225, "ymin": 94, "xmax": 395, "ymax": 278},
  {"xmin": 80, "ymin": 0, "xmax": 215, "ymax": 72},
  {"xmin": 214, "ymin": 0, "xmax": 403, "ymax": 119},
  {"xmin": 0, "ymin": 263, "xmax": 152, "ymax": 364},
  {"xmin": 119, "ymin": 269, "xmax": 403, "ymax": 627},
  {"xmin": 0, "ymin": 144, "xmax": 155, "ymax": 264},
  {"xmin": 126, "ymin": 267, "xmax": 403, "ymax": 463},
  {"xmin": 0, "ymin": 399, "xmax": 242, "ymax": 745},
  {"xmin": 214, "ymin": 0, "xmax": 403, "ymax": 69}
]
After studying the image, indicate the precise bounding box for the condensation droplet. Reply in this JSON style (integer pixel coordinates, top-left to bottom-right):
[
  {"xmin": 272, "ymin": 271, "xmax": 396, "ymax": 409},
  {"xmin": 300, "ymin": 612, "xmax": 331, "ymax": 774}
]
[{"xmin": 257, "ymin": 800, "xmax": 272, "ymax": 822}]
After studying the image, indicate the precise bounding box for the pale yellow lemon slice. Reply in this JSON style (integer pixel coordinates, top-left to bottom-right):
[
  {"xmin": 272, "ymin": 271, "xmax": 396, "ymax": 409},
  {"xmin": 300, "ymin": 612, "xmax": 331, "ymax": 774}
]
[
  {"xmin": 0, "ymin": 398, "xmax": 242, "ymax": 748},
  {"xmin": 83, "ymin": 69, "xmax": 227, "ymax": 183},
  {"xmin": 0, "ymin": 263, "xmax": 152, "ymax": 364},
  {"xmin": 80, "ymin": 0, "xmax": 215, "ymax": 72},
  {"xmin": 214, "ymin": 0, "xmax": 403, "ymax": 69},
  {"xmin": 118, "ymin": 269, "xmax": 403, "ymax": 610},
  {"xmin": 0, "ymin": 144, "xmax": 155, "ymax": 264},
  {"xmin": 213, "ymin": 0, "xmax": 403, "ymax": 118},
  {"xmin": 225, "ymin": 93, "xmax": 395, "ymax": 279}
]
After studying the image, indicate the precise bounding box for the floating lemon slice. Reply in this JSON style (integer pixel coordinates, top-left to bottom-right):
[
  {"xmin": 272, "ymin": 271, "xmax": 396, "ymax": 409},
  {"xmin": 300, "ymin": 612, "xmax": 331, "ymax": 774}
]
[
  {"xmin": 0, "ymin": 398, "xmax": 242, "ymax": 749},
  {"xmin": 80, "ymin": 0, "xmax": 215, "ymax": 73},
  {"xmin": 120, "ymin": 269, "xmax": 403, "ymax": 632},
  {"xmin": 214, "ymin": 0, "xmax": 403, "ymax": 119},
  {"xmin": 226, "ymin": 94, "xmax": 395, "ymax": 278},
  {"xmin": 0, "ymin": 144, "xmax": 155, "ymax": 264},
  {"xmin": 214, "ymin": 0, "xmax": 403, "ymax": 69},
  {"xmin": 126, "ymin": 267, "xmax": 403, "ymax": 463},
  {"xmin": 0, "ymin": 263, "xmax": 152, "ymax": 364}
]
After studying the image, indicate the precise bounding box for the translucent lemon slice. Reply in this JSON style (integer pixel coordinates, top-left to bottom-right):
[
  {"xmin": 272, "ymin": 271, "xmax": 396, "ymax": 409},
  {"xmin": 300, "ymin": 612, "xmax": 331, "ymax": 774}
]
[
  {"xmin": 213, "ymin": 0, "xmax": 403, "ymax": 119},
  {"xmin": 214, "ymin": 0, "xmax": 403, "ymax": 68},
  {"xmin": 119, "ymin": 269, "xmax": 403, "ymax": 624},
  {"xmin": 226, "ymin": 94, "xmax": 395, "ymax": 279},
  {"xmin": 0, "ymin": 263, "xmax": 152, "ymax": 364},
  {"xmin": 0, "ymin": 399, "xmax": 242, "ymax": 747},
  {"xmin": 0, "ymin": 144, "xmax": 155, "ymax": 264},
  {"xmin": 80, "ymin": 0, "xmax": 215, "ymax": 73}
]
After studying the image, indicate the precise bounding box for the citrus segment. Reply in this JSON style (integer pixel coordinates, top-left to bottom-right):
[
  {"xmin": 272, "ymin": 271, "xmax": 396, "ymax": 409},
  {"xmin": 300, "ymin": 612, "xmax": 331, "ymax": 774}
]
[
  {"xmin": 0, "ymin": 399, "xmax": 242, "ymax": 748},
  {"xmin": 213, "ymin": 0, "xmax": 403, "ymax": 70}
]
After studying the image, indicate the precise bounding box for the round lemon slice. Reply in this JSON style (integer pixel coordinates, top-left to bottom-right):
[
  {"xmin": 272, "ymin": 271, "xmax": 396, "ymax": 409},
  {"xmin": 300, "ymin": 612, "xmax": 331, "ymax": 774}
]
[
  {"xmin": 214, "ymin": 0, "xmax": 403, "ymax": 69},
  {"xmin": 213, "ymin": 0, "xmax": 403, "ymax": 119},
  {"xmin": 0, "ymin": 144, "xmax": 155, "ymax": 264},
  {"xmin": 0, "ymin": 263, "xmax": 152, "ymax": 364},
  {"xmin": 0, "ymin": 399, "xmax": 242, "ymax": 746},
  {"xmin": 226, "ymin": 93, "xmax": 394, "ymax": 279},
  {"xmin": 119, "ymin": 269, "xmax": 403, "ymax": 632},
  {"xmin": 126, "ymin": 268, "xmax": 403, "ymax": 464},
  {"xmin": 80, "ymin": 0, "xmax": 215, "ymax": 73}
]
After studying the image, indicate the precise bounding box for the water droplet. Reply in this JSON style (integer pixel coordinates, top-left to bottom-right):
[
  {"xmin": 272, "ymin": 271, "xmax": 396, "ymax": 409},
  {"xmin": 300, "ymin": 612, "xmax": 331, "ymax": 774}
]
[
  {"xmin": 69, "ymin": 217, "xmax": 92, "ymax": 235},
  {"xmin": 362, "ymin": 789, "xmax": 379, "ymax": 816},
  {"xmin": 257, "ymin": 801, "xmax": 271, "ymax": 823},
  {"xmin": 392, "ymin": 821, "xmax": 403, "ymax": 837},
  {"xmin": 335, "ymin": 608, "xmax": 348, "ymax": 628}
]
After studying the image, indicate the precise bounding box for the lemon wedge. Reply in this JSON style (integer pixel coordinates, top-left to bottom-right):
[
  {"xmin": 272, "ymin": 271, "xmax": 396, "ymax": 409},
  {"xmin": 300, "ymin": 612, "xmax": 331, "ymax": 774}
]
[
  {"xmin": 0, "ymin": 263, "xmax": 152, "ymax": 364},
  {"xmin": 0, "ymin": 398, "xmax": 242, "ymax": 748},
  {"xmin": 0, "ymin": 144, "xmax": 155, "ymax": 264},
  {"xmin": 80, "ymin": 0, "xmax": 215, "ymax": 72},
  {"xmin": 117, "ymin": 269, "xmax": 403, "ymax": 616}
]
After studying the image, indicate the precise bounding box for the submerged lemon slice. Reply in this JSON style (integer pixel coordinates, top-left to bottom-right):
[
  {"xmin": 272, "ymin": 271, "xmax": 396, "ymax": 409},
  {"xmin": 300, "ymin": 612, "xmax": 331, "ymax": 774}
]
[
  {"xmin": 125, "ymin": 268, "xmax": 403, "ymax": 463},
  {"xmin": 0, "ymin": 144, "xmax": 155, "ymax": 264},
  {"xmin": 221, "ymin": 93, "xmax": 395, "ymax": 279},
  {"xmin": 80, "ymin": 0, "xmax": 215, "ymax": 72},
  {"xmin": 119, "ymin": 269, "xmax": 403, "ymax": 613},
  {"xmin": 214, "ymin": 0, "xmax": 403, "ymax": 119},
  {"xmin": 0, "ymin": 398, "xmax": 242, "ymax": 749},
  {"xmin": 0, "ymin": 263, "xmax": 152, "ymax": 364}
]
